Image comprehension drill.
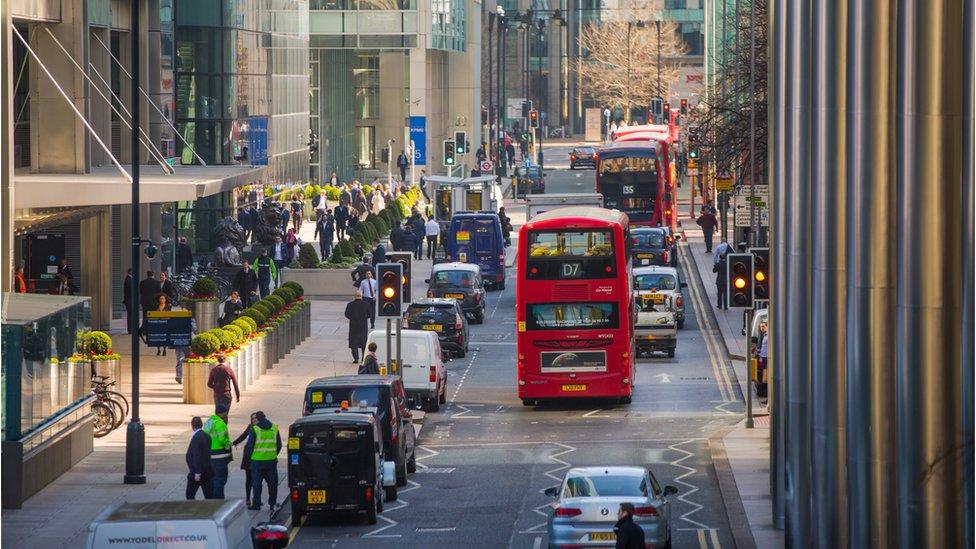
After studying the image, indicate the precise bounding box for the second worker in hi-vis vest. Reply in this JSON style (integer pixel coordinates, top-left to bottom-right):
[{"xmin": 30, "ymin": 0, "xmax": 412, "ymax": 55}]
[{"xmin": 245, "ymin": 410, "xmax": 282, "ymax": 512}]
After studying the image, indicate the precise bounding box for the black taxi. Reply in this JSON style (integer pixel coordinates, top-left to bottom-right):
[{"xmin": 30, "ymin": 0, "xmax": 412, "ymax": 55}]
[{"xmin": 286, "ymin": 407, "xmax": 397, "ymax": 525}]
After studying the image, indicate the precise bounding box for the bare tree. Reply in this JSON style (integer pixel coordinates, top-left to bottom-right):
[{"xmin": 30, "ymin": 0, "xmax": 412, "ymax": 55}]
[{"xmin": 577, "ymin": 8, "xmax": 686, "ymax": 121}]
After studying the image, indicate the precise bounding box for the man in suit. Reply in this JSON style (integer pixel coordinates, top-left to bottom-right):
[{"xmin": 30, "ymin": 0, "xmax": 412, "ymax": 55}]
[
  {"xmin": 138, "ymin": 270, "xmax": 161, "ymax": 339},
  {"xmin": 122, "ymin": 269, "xmax": 134, "ymax": 334},
  {"xmin": 186, "ymin": 416, "xmax": 215, "ymax": 499},
  {"xmin": 371, "ymin": 239, "xmax": 386, "ymax": 266},
  {"xmin": 396, "ymin": 150, "xmax": 409, "ymax": 181}
]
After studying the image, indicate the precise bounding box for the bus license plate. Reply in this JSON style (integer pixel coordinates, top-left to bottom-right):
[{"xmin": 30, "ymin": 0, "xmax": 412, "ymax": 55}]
[
  {"xmin": 562, "ymin": 384, "xmax": 587, "ymax": 392},
  {"xmin": 307, "ymin": 490, "xmax": 326, "ymax": 504},
  {"xmin": 589, "ymin": 532, "xmax": 616, "ymax": 541},
  {"xmin": 446, "ymin": 293, "xmax": 464, "ymax": 300},
  {"xmin": 423, "ymin": 324, "xmax": 443, "ymax": 331}
]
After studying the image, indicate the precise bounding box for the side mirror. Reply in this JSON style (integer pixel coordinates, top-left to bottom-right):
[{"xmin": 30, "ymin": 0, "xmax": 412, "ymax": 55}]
[
  {"xmin": 251, "ymin": 523, "xmax": 290, "ymax": 548},
  {"xmin": 424, "ymin": 278, "xmax": 430, "ymax": 284},
  {"xmin": 680, "ymin": 282, "xmax": 688, "ymax": 288},
  {"xmin": 544, "ymin": 486, "xmax": 560, "ymax": 497},
  {"xmin": 663, "ymin": 485, "xmax": 678, "ymax": 496}
]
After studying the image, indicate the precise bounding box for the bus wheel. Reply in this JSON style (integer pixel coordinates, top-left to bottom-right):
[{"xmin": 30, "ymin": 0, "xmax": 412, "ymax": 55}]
[
  {"xmin": 620, "ymin": 396, "xmax": 632, "ymax": 405},
  {"xmin": 385, "ymin": 485, "xmax": 398, "ymax": 501}
]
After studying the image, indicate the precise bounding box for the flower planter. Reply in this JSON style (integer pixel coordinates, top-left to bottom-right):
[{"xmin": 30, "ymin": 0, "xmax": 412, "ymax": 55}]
[
  {"xmin": 267, "ymin": 326, "xmax": 278, "ymax": 369},
  {"xmin": 66, "ymin": 360, "xmax": 91, "ymax": 403},
  {"xmin": 243, "ymin": 341, "xmax": 255, "ymax": 386},
  {"xmin": 183, "ymin": 360, "xmax": 216, "ymax": 404},
  {"xmin": 229, "ymin": 353, "xmax": 244, "ymax": 392},
  {"xmin": 92, "ymin": 358, "xmax": 122, "ymax": 386},
  {"xmin": 257, "ymin": 335, "xmax": 268, "ymax": 375},
  {"xmin": 188, "ymin": 299, "xmax": 220, "ymax": 333}
]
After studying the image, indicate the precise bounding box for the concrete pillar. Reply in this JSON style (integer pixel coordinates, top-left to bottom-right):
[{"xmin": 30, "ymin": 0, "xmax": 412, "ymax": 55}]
[
  {"xmin": 80, "ymin": 208, "xmax": 112, "ymax": 329},
  {"xmin": 379, "ymin": 52, "xmax": 408, "ymax": 179},
  {"xmin": 2, "ymin": 0, "xmax": 14, "ymax": 282}
]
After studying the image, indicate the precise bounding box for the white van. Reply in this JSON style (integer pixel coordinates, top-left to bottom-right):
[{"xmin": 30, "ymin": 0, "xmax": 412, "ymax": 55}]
[
  {"xmin": 86, "ymin": 500, "xmax": 252, "ymax": 549},
  {"xmin": 366, "ymin": 328, "xmax": 447, "ymax": 412}
]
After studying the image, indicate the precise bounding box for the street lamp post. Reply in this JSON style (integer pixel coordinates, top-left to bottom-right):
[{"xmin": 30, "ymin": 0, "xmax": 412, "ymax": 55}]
[{"xmin": 488, "ymin": 11, "xmax": 494, "ymax": 158}]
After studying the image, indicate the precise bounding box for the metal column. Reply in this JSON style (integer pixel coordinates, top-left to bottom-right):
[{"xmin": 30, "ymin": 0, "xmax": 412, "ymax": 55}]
[
  {"xmin": 810, "ymin": 0, "xmax": 848, "ymax": 545},
  {"xmin": 894, "ymin": 0, "xmax": 965, "ymax": 545},
  {"xmin": 962, "ymin": 2, "xmax": 975, "ymax": 545},
  {"xmin": 844, "ymin": 0, "xmax": 897, "ymax": 544}
]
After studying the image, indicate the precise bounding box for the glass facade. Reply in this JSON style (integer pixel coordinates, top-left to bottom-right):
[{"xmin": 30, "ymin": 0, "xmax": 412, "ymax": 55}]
[
  {"xmin": 431, "ymin": 0, "xmax": 466, "ymax": 51},
  {"xmin": 173, "ymin": 0, "xmax": 309, "ymax": 182},
  {"xmin": 2, "ymin": 295, "xmax": 92, "ymax": 441}
]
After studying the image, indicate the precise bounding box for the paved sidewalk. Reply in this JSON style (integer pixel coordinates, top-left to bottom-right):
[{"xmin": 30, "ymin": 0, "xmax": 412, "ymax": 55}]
[
  {"xmin": 676, "ymin": 187, "xmax": 783, "ymax": 549},
  {"xmin": 1, "ymin": 301, "xmax": 359, "ymax": 548}
]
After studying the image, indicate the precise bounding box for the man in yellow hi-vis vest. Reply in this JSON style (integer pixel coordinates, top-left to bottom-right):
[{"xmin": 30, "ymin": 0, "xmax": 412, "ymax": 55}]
[
  {"xmin": 204, "ymin": 403, "xmax": 233, "ymax": 499},
  {"xmin": 245, "ymin": 410, "xmax": 281, "ymax": 512}
]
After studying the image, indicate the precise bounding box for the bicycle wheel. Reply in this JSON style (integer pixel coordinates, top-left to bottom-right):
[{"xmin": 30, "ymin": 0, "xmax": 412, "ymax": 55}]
[
  {"xmin": 107, "ymin": 390, "xmax": 130, "ymax": 419},
  {"xmin": 91, "ymin": 402, "xmax": 116, "ymax": 438},
  {"xmin": 103, "ymin": 397, "xmax": 126, "ymax": 430}
]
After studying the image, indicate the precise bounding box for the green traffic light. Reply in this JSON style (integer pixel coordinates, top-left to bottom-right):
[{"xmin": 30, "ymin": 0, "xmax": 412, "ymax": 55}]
[{"xmin": 689, "ymin": 150, "xmax": 699, "ymax": 159}]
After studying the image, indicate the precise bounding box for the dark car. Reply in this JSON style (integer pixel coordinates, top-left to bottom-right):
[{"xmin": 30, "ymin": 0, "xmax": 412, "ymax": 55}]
[
  {"xmin": 631, "ymin": 227, "xmax": 672, "ymax": 267},
  {"xmin": 515, "ymin": 165, "xmax": 546, "ymax": 195},
  {"xmin": 404, "ymin": 298, "xmax": 470, "ymax": 357},
  {"xmin": 658, "ymin": 226, "xmax": 680, "ymax": 266},
  {"xmin": 426, "ymin": 262, "xmax": 487, "ymax": 321},
  {"xmin": 569, "ymin": 147, "xmax": 597, "ymax": 169},
  {"xmin": 302, "ymin": 375, "xmax": 417, "ymax": 492},
  {"xmin": 287, "ymin": 410, "xmax": 395, "ymax": 524}
]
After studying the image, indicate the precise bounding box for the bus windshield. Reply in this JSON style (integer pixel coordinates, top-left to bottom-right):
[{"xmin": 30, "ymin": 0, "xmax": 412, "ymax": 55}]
[{"xmin": 526, "ymin": 230, "xmax": 616, "ymax": 279}]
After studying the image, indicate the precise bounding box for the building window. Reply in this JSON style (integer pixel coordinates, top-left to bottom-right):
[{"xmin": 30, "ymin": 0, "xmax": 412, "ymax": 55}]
[
  {"xmin": 356, "ymin": 126, "xmax": 375, "ymax": 169},
  {"xmin": 680, "ymin": 22, "xmax": 702, "ymax": 56},
  {"xmin": 354, "ymin": 55, "xmax": 379, "ymax": 118}
]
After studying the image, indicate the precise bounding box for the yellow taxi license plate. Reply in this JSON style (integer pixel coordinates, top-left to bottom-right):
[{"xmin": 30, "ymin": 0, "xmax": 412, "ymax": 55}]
[
  {"xmin": 562, "ymin": 384, "xmax": 587, "ymax": 392},
  {"xmin": 589, "ymin": 532, "xmax": 616, "ymax": 541},
  {"xmin": 637, "ymin": 253, "xmax": 654, "ymax": 259},
  {"xmin": 423, "ymin": 324, "xmax": 443, "ymax": 331},
  {"xmin": 650, "ymin": 294, "xmax": 666, "ymax": 304},
  {"xmin": 446, "ymin": 293, "xmax": 464, "ymax": 299},
  {"xmin": 307, "ymin": 490, "xmax": 326, "ymax": 504}
]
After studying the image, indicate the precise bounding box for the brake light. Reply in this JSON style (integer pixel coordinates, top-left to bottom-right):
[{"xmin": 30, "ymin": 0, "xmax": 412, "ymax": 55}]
[
  {"xmin": 634, "ymin": 505, "xmax": 658, "ymax": 516},
  {"xmin": 554, "ymin": 506, "xmax": 582, "ymax": 517},
  {"xmin": 474, "ymin": 293, "xmax": 482, "ymax": 303},
  {"xmin": 456, "ymin": 314, "xmax": 463, "ymax": 329},
  {"xmin": 365, "ymin": 486, "xmax": 374, "ymax": 501},
  {"xmin": 675, "ymin": 295, "xmax": 683, "ymax": 307},
  {"xmin": 570, "ymin": 155, "xmax": 577, "ymax": 161},
  {"xmin": 291, "ymin": 489, "xmax": 300, "ymax": 502},
  {"xmin": 662, "ymin": 250, "xmax": 670, "ymax": 264},
  {"xmin": 429, "ymin": 365, "xmax": 437, "ymax": 382}
]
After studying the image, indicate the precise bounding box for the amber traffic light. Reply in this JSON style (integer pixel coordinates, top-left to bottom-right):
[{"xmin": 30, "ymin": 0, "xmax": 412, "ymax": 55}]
[
  {"xmin": 386, "ymin": 251, "xmax": 412, "ymax": 304},
  {"xmin": 376, "ymin": 263, "xmax": 403, "ymax": 318},
  {"xmin": 726, "ymin": 253, "xmax": 754, "ymax": 309},
  {"xmin": 751, "ymin": 247, "xmax": 769, "ymax": 301}
]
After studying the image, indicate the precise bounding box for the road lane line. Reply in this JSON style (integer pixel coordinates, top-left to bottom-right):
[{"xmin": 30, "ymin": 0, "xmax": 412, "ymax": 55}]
[
  {"xmin": 533, "ymin": 537, "xmax": 542, "ymax": 549},
  {"xmin": 710, "ymin": 527, "xmax": 722, "ymax": 548},
  {"xmin": 698, "ymin": 528, "xmax": 709, "ymax": 548},
  {"xmin": 361, "ymin": 446, "xmax": 436, "ymax": 538},
  {"xmin": 668, "ymin": 439, "xmax": 712, "ymax": 530},
  {"xmin": 519, "ymin": 443, "xmax": 577, "ymax": 534},
  {"xmin": 450, "ymin": 403, "xmax": 483, "ymax": 419}
]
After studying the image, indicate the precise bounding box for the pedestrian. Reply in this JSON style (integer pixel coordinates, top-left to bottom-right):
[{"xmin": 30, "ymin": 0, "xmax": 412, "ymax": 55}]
[
  {"xmin": 13, "ymin": 266, "xmax": 27, "ymax": 293},
  {"xmin": 279, "ymin": 203, "xmax": 290, "ymax": 235},
  {"xmin": 174, "ymin": 317, "xmax": 196, "ymax": 384},
  {"xmin": 755, "ymin": 321, "xmax": 769, "ymax": 397},
  {"xmin": 389, "ymin": 221, "xmax": 405, "ymax": 251},
  {"xmin": 714, "ymin": 249, "xmax": 729, "ymax": 310},
  {"xmin": 425, "ymin": 216, "xmax": 440, "ymax": 260},
  {"xmin": 233, "ymin": 412, "xmax": 260, "ymax": 506},
  {"xmin": 234, "ymin": 262, "xmax": 259, "ymax": 307},
  {"xmin": 221, "ymin": 291, "xmax": 245, "ymax": 326},
  {"xmin": 613, "ymin": 502, "xmax": 646, "ymax": 549},
  {"xmin": 330, "ymin": 171, "xmax": 339, "ymax": 187},
  {"xmin": 345, "ymin": 291, "xmax": 372, "ymax": 362},
  {"xmin": 712, "ymin": 237, "xmax": 732, "ymax": 266},
  {"xmin": 176, "ymin": 236, "xmax": 194, "ymax": 273},
  {"xmin": 697, "ymin": 209, "xmax": 719, "ymax": 253},
  {"xmin": 290, "ymin": 192, "xmax": 304, "ymax": 232},
  {"xmin": 371, "ymin": 239, "xmax": 386, "ymax": 266},
  {"xmin": 138, "ymin": 270, "xmax": 161, "ymax": 340},
  {"xmin": 207, "ymin": 354, "xmax": 241, "ymax": 412},
  {"xmin": 358, "ymin": 270, "xmax": 378, "ymax": 329},
  {"xmin": 351, "ymin": 255, "xmax": 374, "ymax": 288},
  {"xmin": 56, "ymin": 273, "xmax": 76, "ymax": 295},
  {"xmin": 122, "ymin": 268, "xmax": 134, "ymax": 333},
  {"xmin": 506, "ymin": 141, "xmax": 516, "ymax": 169},
  {"xmin": 313, "ymin": 190, "xmax": 327, "ymax": 221},
  {"xmin": 410, "ymin": 213, "xmax": 425, "ymax": 260},
  {"xmin": 159, "ymin": 271, "xmax": 177, "ymax": 306},
  {"xmin": 204, "ymin": 404, "xmax": 233, "ymax": 499},
  {"xmin": 396, "ymin": 150, "xmax": 409, "ymax": 182},
  {"xmin": 359, "ymin": 342, "xmax": 380, "ymax": 374},
  {"xmin": 335, "ymin": 202, "xmax": 350, "ymax": 241},
  {"xmin": 314, "ymin": 209, "xmax": 335, "ymax": 260},
  {"xmin": 238, "ymin": 207, "xmax": 253, "ymax": 244},
  {"xmin": 185, "ymin": 416, "xmax": 215, "ymax": 500},
  {"xmin": 476, "ymin": 144, "xmax": 487, "ymax": 163},
  {"xmin": 339, "ymin": 184, "xmax": 351, "ymax": 206},
  {"xmin": 284, "ymin": 227, "xmax": 300, "ymax": 265},
  {"xmin": 498, "ymin": 207, "xmax": 513, "ymax": 247},
  {"xmin": 56, "ymin": 258, "xmax": 74, "ymax": 285},
  {"xmin": 419, "ymin": 169, "xmax": 430, "ymax": 201},
  {"xmin": 245, "ymin": 411, "xmax": 282, "ymax": 512},
  {"xmin": 371, "ymin": 188, "xmax": 385, "ymax": 216},
  {"xmin": 400, "ymin": 223, "xmax": 418, "ymax": 260},
  {"xmin": 270, "ymin": 236, "xmax": 287, "ymax": 283},
  {"xmin": 153, "ymin": 294, "xmax": 172, "ymax": 356}
]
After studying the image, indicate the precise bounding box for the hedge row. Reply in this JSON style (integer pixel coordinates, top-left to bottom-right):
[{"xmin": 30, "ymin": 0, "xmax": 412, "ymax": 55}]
[{"xmin": 189, "ymin": 281, "xmax": 304, "ymax": 357}]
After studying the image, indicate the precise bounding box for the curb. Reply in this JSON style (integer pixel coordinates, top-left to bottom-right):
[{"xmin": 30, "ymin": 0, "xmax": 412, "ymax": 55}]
[{"xmin": 708, "ymin": 424, "xmax": 758, "ymax": 549}]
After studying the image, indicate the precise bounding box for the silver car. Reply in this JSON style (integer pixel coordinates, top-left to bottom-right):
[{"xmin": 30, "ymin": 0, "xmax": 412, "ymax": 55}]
[
  {"xmin": 545, "ymin": 466, "xmax": 677, "ymax": 548},
  {"xmin": 633, "ymin": 266, "xmax": 687, "ymax": 329}
]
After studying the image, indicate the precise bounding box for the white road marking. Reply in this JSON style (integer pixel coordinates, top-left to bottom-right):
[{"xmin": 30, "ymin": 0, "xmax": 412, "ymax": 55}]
[
  {"xmin": 533, "ymin": 537, "xmax": 542, "ymax": 549},
  {"xmin": 655, "ymin": 373, "xmax": 673, "ymax": 383},
  {"xmin": 416, "ymin": 527, "xmax": 457, "ymax": 532},
  {"xmin": 582, "ymin": 408, "xmax": 612, "ymax": 418},
  {"xmin": 519, "ymin": 443, "xmax": 577, "ymax": 534},
  {"xmin": 710, "ymin": 528, "xmax": 722, "ymax": 548},
  {"xmin": 450, "ymin": 403, "xmax": 483, "ymax": 419},
  {"xmin": 361, "ymin": 447, "xmax": 436, "ymax": 538},
  {"xmin": 668, "ymin": 439, "xmax": 711, "ymax": 530}
]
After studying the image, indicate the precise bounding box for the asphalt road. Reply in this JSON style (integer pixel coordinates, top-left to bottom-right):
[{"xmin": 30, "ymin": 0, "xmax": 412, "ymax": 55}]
[{"xmin": 289, "ymin": 146, "xmax": 743, "ymax": 548}]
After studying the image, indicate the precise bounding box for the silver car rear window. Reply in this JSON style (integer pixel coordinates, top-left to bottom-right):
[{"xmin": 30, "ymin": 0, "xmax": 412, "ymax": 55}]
[{"xmin": 563, "ymin": 474, "xmax": 644, "ymax": 497}]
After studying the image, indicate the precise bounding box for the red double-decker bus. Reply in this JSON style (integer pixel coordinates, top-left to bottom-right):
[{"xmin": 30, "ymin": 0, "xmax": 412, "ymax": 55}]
[
  {"xmin": 595, "ymin": 141, "xmax": 666, "ymax": 226},
  {"xmin": 608, "ymin": 124, "xmax": 679, "ymax": 232},
  {"xmin": 516, "ymin": 207, "xmax": 636, "ymax": 405}
]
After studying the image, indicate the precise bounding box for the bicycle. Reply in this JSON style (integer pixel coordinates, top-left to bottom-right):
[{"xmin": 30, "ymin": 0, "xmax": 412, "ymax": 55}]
[
  {"xmin": 92, "ymin": 376, "xmax": 130, "ymax": 431},
  {"xmin": 91, "ymin": 401, "xmax": 116, "ymax": 438}
]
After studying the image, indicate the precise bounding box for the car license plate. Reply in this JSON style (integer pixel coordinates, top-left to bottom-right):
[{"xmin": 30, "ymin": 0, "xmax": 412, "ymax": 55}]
[
  {"xmin": 562, "ymin": 384, "xmax": 587, "ymax": 392},
  {"xmin": 446, "ymin": 293, "xmax": 464, "ymax": 299},
  {"xmin": 641, "ymin": 259, "xmax": 650, "ymax": 265},
  {"xmin": 637, "ymin": 253, "xmax": 653, "ymax": 259},
  {"xmin": 589, "ymin": 532, "xmax": 616, "ymax": 541},
  {"xmin": 423, "ymin": 323, "xmax": 443, "ymax": 331},
  {"xmin": 651, "ymin": 293, "xmax": 666, "ymax": 304},
  {"xmin": 307, "ymin": 490, "xmax": 326, "ymax": 504}
]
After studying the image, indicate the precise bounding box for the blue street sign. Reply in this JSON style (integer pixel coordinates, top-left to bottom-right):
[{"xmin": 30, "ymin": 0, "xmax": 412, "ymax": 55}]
[
  {"xmin": 409, "ymin": 116, "xmax": 427, "ymax": 166},
  {"xmin": 248, "ymin": 117, "xmax": 269, "ymax": 166}
]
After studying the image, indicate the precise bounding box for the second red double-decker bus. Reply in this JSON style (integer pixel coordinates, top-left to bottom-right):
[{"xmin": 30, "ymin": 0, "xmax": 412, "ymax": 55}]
[{"xmin": 516, "ymin": 207, "xmax": 636, "ymax": 405}]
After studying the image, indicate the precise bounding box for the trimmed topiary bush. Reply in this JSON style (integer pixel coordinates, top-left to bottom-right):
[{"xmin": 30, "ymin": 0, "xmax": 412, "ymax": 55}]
[
  {"xmin": 273, "ymin": 287, "xmax": 296, "ymax": 303},
  {"xmin": 190, "ymin": 332, "xmax": 221, "ymax": 356},
  {"xmin": 88, "ymin": 331, "xmax": 113, "ymax": 355},
  {"xmin": 231, "ymin": 318, "xmax": 253, "ymax": 337},
  {"xmin": 298, "ymin": 242, "xmax": 319, "ymax": 268},
  {"xmin": 253, "ymin": 301, "xmax": 273, "ymax": 315},
  {"xmin": 210, "ymin": 328, "xmax": 237, "ymax": 351},
  {"xmin": 282, "ymin": 281, "xmax": 304, "ymax": 298},
  {"xmin": 336, "ymin": 239, "xmax": 356, "ymax": 259},
  {"xmin": 238, "ymin": 315, "xmax": 258, "ymax": 332},
  {"xmin": 267, "ymin": 294, "xmax": 286, "ymax": 310},
  {"xmin": 191, "ymin": 277, "xmax": 219, "ymax": 298},
  {"xmin": 223, "ymin": 323, "xmax": 244, "ymax": 342},
  {"xmin": 242, "ymin": 307, "xmax": 266, "ymax": 326}
]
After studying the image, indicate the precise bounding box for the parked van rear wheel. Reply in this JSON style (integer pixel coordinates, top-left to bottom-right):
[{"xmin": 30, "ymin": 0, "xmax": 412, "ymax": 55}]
[{"xmin": 384, "ymin": 485, "xmax": 398, "ymax": 501}]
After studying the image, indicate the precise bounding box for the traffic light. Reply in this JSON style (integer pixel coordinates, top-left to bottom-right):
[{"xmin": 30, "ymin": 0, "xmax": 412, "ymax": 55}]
[
  {"xmin": 376, "ymin": 263, "xmax": 404, "ymax": 318},
  {"xmin": 481, "ymin": 107, "xmax": 488, "ymax": 125},
  {"xmin": 529, "ymin": 110, "xmax": 539, "ymax": 128},
  {"xmin": 455, "ymin": 131, "xmax": 467, "ymax": 154},
  {"xmin": 726, "ymin": 253, "xmax": 754, "ymax": 309},
  {"xmin": 680, "ymin": 98, "xmax": 688, "ymax": 115},
  {"xmin": 443, "ymin": 140, "xmax": 456, "ymax": 167},
  {"xmin": 387, "ymin": 252, "xmax": 412, "ymax": 304},
  {"xmin": 521, "ymin": 100, "xmax": 532, "ymax": 118},
  {"xmin": 688, "ymin": 149, "xmax": 699, "ymax": 161},
  {"xmin": 662, "ymin": 102, "xmax": 671, "ymax": 123},
  {"xmin": 750, "ymin": 247, "xmax": 769, "ymax": 301}
]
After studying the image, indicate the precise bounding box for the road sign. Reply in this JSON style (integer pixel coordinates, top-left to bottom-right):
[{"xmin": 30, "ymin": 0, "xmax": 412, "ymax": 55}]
[
  {"xmin": 734, "ymin": 185, "xmax": 770, "ymax": 227},
  {"xmin": 480, "ymin": 160, "xmax": 494, "ymax": 173},
  {"xmin": 716, "ymin": 171, "xmax": 734, "ymax": 191}
]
